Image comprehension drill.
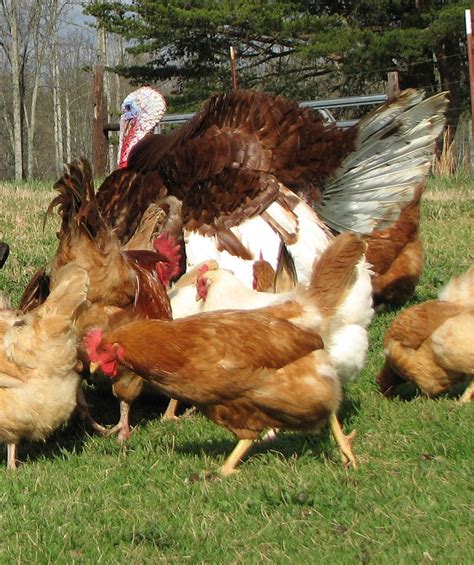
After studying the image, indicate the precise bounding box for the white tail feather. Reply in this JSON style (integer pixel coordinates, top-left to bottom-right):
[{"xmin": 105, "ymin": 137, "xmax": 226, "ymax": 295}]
[{"xmin": 317, "ymin": 89, "xmax": 449, "ymax": 234}]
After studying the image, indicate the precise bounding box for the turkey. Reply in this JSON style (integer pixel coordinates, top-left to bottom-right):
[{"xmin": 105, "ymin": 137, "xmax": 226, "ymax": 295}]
[{"xmin": 98, "ymin": 88, "xmax": 448, "ymax": 303}]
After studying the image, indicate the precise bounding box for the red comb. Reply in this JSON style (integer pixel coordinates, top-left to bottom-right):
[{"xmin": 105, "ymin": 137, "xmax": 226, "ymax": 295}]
[
  {"xmin": 153, "ymin": 233, "xmax": 178, "ymax": 257},
  {"xmin": 153, "ymin": 233, "xmax": 182, "ymax": 281}
]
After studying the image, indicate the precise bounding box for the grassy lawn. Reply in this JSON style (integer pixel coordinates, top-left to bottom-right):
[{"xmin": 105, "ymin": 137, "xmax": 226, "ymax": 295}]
[{"xmin": 0, "ymin": 175, "xmax": 472, "ymax": 563}]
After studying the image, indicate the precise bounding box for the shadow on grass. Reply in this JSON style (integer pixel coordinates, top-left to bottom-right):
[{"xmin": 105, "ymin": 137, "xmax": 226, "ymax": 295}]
[
  {"xmin": 382, "ymin": 381, "xmax": 467, "ymax": 403},
  {"xmin": 11, "ymin": 415, "xmax": 89, "ymax": 468},
  {"xmin": 5, "ymin": 384, "xmax": 188, "ymax": 468},
  {"xmin": 175, "ymin": 429, "xmax": 339, "ymax": 468},
  {"xmin": 174, "ymin": 399, "xmax": 362, "ymax": 464}
]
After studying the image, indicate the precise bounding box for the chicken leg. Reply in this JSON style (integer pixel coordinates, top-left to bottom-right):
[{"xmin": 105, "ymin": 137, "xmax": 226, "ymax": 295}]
[
  {"xmin": 106, "ymin": 400, "xmax": 132, "ymax": 442},
  {"xmin": 329, "ymin": 413, "xmax": 358, "ymax": 469},
  {"xmin": 76, "ymin": 386, "xmax": 109, "ymax": 436},
  {"xmin": 459, "ymin": 379, "xmax": 474, "ymax": 403},
  {"xmin": 6, "ymin": 443, "xmax": 17, "ymax": 470},
  {"xmin": 161, "ymin": 398, "xmax": 180, "ymax": 421},
  {"xmin": 220, "ymin": 439, "xmax": 255, "ymax": 476}
]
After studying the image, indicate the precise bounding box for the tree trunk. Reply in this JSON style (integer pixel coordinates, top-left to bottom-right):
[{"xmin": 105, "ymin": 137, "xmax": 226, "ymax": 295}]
[
  {"xmin": 52, "ymin": 50, "xmax": 64, "ymax": 177},
  {"xmin": 97, "ymin": 22, "xmax": 113, "ymax": 173},
  {"xmin": 26, "ymin": 68, "xmax": 41, "ymax": 179},
  {"xmin": 435, "ymin": 37, "xmax": 465, "ymax": 135},
  {"xmin": 65, "ymin": 91, "xmax": 71, "ymax": 162},
  {"xmin": 10, "ymin": 2, "xmax": 24, "ymax": 180}
]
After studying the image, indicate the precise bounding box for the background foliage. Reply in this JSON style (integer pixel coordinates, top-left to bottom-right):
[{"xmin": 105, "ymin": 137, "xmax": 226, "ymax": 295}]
[{"xmin": 87, "ymin": 0, "xmax": 471, "ymax": 121}]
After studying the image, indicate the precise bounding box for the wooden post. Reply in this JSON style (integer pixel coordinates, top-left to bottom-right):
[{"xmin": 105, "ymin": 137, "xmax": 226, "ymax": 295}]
[
  {"xmin": 387, "ymin": 71, "xmax": 400, "ymax": 100},
  {"xmin": 466, "ymin": 10, "xmax": 474, "ymax": 148},
  {"xmin": 92, "ymin": 65, "xmax": 108, "ymax": 177},
  {"xmin": 230, "ymin": 46, "xmax": 238, "ymax": 91}
]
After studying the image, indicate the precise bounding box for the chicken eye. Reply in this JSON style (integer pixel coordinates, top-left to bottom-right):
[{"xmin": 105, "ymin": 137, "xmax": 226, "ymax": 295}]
[{"xmin": 13, "ymin": 320, "xmax": 25, "ymax": 327}]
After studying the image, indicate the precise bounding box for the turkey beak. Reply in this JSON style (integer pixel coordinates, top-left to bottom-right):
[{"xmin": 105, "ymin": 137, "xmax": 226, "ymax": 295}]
[
  {"xmin": 123, "ymin": 118, "xmax": 133, "ymax": 138},
  {"xmin": 89, "ymin": 361, "xmax": 100, "ymax": 374}
]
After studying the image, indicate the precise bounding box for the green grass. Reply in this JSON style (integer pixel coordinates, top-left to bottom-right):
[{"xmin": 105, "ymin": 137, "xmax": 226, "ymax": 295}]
[{"xmin": 0, "ymin": 175, "xmax": 473, "ymax": 563}]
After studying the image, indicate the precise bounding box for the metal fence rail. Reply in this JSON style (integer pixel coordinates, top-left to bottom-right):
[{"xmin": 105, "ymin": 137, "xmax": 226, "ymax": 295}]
[
  {"xmin": 299, "ymin": 94, "xmax": 387, "ymax": 110},
  {"xmin": 158, "ymin": 93, "xmax": 388, "ymax": 130}
]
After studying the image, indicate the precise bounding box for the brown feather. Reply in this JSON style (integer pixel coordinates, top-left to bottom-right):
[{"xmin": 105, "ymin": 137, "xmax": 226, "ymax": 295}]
[
  {"xmin": 94, "ymin": 90, "xmax": 357, "ymax": 245},
  {"xmin": 309, "ymin": 233, "xmax": 366, "ymax": 315},
  {"xmin": 91, "ymin": 309, "xmax": 333, "ymax": 439},
  {"xmin": 365, "ymin": 183, "xmax": 424, "ymax": 305}
]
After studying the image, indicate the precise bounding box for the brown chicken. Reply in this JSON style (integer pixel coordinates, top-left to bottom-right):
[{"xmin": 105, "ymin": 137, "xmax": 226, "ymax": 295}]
[
  {"xmin": 377, "ymin": 265, "xmax": 474, "ymax": 400},
  {"xmin": 85, "ymin": 233, "xmax": 367, "ymax": 475},
  {"xmin": 365, "ymin": 184, "xmax": 424, "ymax": 306},
  {"xmin": 19, "ymin": 160, "xmax": 180, "ymax": 440},
  {"xmin": 0, "ymin": 264, "xmax": 88, "ymax": 469}
]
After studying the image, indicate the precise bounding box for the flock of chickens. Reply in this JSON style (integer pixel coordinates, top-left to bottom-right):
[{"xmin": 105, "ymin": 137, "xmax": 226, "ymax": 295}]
[{"xmin": 0, "ymin": 87, "xmax": 472, "ymax": 475}]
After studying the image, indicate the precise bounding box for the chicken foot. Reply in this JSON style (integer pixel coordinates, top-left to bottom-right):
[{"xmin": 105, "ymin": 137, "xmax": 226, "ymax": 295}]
[
  {"xmin": 220, "ymin": 439, "xmax": 255, "ymax": 477},
  {"xmin": 459, "ymin": 379, "xmax": 474, "ymax": 403},
  {"xmin": 329, "ymin": 412, "xmax": 358, "ymax": 469},
  {"xmin": 219, "ymin": 415, "xmax": 358, "ymax": 476},
  {"xmin": 75, "ymin": 386, "xmax": 109, "ymax": 436}
]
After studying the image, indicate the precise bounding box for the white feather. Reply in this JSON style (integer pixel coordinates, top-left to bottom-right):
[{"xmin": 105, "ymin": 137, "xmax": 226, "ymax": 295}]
[
  {"xmin": 169, "ymin": 283, "xmax": 201, "ymax": 319},
  {"xmin": 326, "ymin": 325, "xmax": 369, "ymax": 384},
  {"xmin": 184, "ymin": 215, "xmax": 282, "ymax": 289},
  {"xmin": 284, "ymin": 196, "xmax": 334, "ymax": 284}
]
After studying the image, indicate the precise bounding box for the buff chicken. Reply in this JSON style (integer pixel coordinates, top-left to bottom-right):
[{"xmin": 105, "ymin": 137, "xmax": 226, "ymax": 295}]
[
  {"xmin": 86, "ymin": 233, "xmax": 370, "ymax": 475},
  {"xmin": 0, "ymin": 264, "xmax": 88, "ymax": 469},
  {"xmin": 377, "ymin": 265, "xmax": 474, "ymax": 400}
]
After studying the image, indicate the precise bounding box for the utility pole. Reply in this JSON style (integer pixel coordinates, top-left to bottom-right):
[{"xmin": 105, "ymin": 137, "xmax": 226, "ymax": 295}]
[
  {"xmin": 466, "ymin": 9, "xmax": 474, "ymax": 168},
  {"xmin": 230, "ymin": 46, "xmax": 238, "ymax": 91}
]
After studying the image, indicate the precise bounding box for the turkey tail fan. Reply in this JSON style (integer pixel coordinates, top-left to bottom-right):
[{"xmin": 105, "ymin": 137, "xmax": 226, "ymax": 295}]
[{"xmin": 316, "ymin": 90, "xmax": 449, "ymax": 234}]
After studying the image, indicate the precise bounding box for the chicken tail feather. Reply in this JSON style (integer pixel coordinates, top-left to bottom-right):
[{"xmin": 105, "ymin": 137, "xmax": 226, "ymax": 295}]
[
  {"xmin": 308, "ymin": 233, "xmax": 366, "ymax": 316},
  {"xmin": 438, "ymin": 265, "xmax": 474, "ymax": 307},
  {"xmin": 39, "ymin": 264, "xmax": 89, "ymax": 323},
  {"xmin": 46, "ymin": 158, "xmax": 106, "ymax": 241}
]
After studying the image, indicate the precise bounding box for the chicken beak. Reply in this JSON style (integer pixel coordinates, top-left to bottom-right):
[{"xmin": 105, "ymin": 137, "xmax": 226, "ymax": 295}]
[{"xmin": 89, "ymin": 361, "xmax": 100, "ymax": 374}]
